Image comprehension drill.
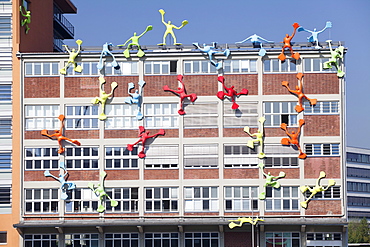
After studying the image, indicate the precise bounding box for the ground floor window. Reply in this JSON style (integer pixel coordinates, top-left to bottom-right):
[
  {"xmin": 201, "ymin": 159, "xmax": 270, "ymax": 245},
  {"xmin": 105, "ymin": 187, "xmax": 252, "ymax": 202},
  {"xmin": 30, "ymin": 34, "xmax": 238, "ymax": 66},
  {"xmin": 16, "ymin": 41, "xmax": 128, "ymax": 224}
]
[
  {"xmin": 265, "ymin": 232, "xmax": 300, "ymax": 247},
  {"xmin": 185, "ymin": 232, "xmax": 219, "ymax": 247},
  {"xmin": 145, "ymin": 233, "xmax": 179, "ymax": 247},
  {"xmin": 105, "ymin": 233, "xmax": 139, "ymax": 247},
  {"xmin": 24, "ymin": 234, "xmax": 58, "ymax": 247}
]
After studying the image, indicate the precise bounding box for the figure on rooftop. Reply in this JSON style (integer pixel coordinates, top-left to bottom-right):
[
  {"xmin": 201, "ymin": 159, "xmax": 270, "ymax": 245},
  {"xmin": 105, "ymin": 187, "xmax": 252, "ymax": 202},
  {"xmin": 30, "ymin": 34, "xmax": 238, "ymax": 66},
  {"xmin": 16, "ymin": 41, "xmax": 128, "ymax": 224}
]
[
  {"xmin": 323, "ymin": 40, "xmax": 345, "ymax": 77},
  {"xmin": 91, "ymin": 76, "xmax": 118, "ymax": 121},
  {"xmin": 217, "ymin": 76, "xmax": 248, "ymax": 110},
  {"xmin": 118, "ymin": 25, "xmax": 153, "ymax": 58},
  {"xmin": 59, "ymin": 39, "xmax": 83, "ymax": 75},
  {"xmin": 193, "ymin": 42, "xmax": 230, "ymax": 70},
  {"xmin": 280, "ymin": 119, "xmax": 306, "ymax": 159},
  {"xmin": 157, "ymin": 9, "xmax": 188, "ymax": 46},
  {"xmin": 97, "ymin": 42, "xmax": 120, "ymax": 70},
  {"xmin": 127, "ymin": 126, "xmax": 165, "ymax": 158},
  {"xmin": 125, "ymin": 80, "xmax": 146, "ymax": 120},
  {"xmin": 236, "ymin": 34, "xmax": 273, "ymax": 56},
  {"xmin": 278, "ymin": 23, "xmax": 300, "ymax": 61},
  {"xmin": 44, "ymin": 162, "xmax": 76, "ymax": 200},
  {"xmin": 298, "ymin": 21, "xmax": 332, "ymax": 49}
]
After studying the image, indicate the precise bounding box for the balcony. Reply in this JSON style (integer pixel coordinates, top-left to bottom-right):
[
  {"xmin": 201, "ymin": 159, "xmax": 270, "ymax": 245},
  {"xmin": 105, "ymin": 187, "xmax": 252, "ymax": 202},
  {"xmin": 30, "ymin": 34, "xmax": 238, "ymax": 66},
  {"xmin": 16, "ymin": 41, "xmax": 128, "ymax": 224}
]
[
  {"xmin": 53, "ymin": 38, "xmax": 65, "ymax": 52},
  {"xmin": 53, "ymin": 5, "xmax": 75, "ymax": 39}
]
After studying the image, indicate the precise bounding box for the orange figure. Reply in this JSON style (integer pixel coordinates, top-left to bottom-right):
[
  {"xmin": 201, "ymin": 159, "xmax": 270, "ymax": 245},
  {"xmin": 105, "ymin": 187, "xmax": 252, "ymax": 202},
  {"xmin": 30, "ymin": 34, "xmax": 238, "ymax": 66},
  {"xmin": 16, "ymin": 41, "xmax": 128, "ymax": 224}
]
[
  {"xmin": 278, "ymin": 23, "xmax": 300, "ymax": 61},
  {"xmin": 41, "ymin": 115, "xmax": 81, "ymax": 154},
  {"xmin": 282, "ymin": 73, "xmax": 317, "ymax": 113},
  {"xmin": 280, "ymin": 119, "xmax": 306, "ymax": 159},
  {"xmin": 217, "ymin": 76, "xmax": 248, "ymax": 110},
  {"xmin": 127, "ymin": 126, "xmax": 165, "ymax": 158}
]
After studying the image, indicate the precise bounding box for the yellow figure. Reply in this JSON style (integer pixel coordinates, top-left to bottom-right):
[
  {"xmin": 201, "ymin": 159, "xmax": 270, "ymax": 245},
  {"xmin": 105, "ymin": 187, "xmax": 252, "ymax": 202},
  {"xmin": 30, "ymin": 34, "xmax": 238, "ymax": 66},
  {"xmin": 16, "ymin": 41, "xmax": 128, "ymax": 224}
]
[
  {"xmin": 229, "ymin": 217, "xmax": 264, "ymax": 229},
  {"xmin": 59, "ymin": 39, "xmax": 83, "ymax": 75},
  {"xmin": 158, "ymin": 9, "xmax": 188, "ymax": 46},
  {"xmin": 300, "ymin": 171, "xmax": 336, "ymax": 209},
  {"xmin": 91, "ymin": 76, "xmax": 118, "ymax": 121},
  {"xmin": 244, "ymin": 117, "xmax": 266, "ymax": 159}
]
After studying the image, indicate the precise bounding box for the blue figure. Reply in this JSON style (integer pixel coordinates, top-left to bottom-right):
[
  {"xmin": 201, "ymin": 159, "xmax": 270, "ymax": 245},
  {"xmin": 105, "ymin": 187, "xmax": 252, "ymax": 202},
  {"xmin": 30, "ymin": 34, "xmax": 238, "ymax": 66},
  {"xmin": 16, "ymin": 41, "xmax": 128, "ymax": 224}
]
[
  {"xmin": 236, "ymin": 34, "xmax": 274, "ymax": 56},
  {"xmin": 97, "ymin": 42, "xmax": 120, "ymax": 70},
  {"xmin": 298, "ymin": 21, "xmax": 332, "ymax": 49},
  {"xmin": 193, "ymin": 42, "xmax": 230, "ymax": 70},
  {"xmin": 44, "ymin": 162, "xmax": 76, "ymax": 200},
  {"xmin": 124, "ymin": 80, "xmax": 146, "ymax": 120}
]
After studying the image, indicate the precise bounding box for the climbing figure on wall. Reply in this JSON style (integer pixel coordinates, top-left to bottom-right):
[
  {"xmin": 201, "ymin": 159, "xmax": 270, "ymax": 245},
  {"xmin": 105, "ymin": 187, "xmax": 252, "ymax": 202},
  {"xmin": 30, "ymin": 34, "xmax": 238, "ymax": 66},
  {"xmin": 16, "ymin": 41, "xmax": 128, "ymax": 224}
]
[
  {"xmin": 19, "ymin": 4, "xmax": 31, "ymax": 34},
  {"xmin": 193, "ymin": 42, "xmax": 230, "ymax": 70},
  {"xmin": 118, "ymin": 25, "xmax": 153, "ymax": 58},
  {"xmin": 323, "ymin": 40, "xmax": 345, "ymax": 77},
  {"xmin": 298, "ymin": 21, "xmax": 332, "ymax": 49},
  {"xmin": 125, "ymin": 80, "xmax": 146, "ymax": 120},
  {"xmin": 229, "ymin": 217, "xmax": 264, "ymax": 229},
  {"xmin": 91, "ymin": 76, "xmax": 118, "ymax": 121},
  {"xmin": 44, "ymin": 162, "xmax": 76, "ymax": 200},
  {"xmin": 278, "ymin": 23, "xmax": 300, "ymax": 61},
  {"xmin": 97, "ymin": 42, "xmax": 120, "ymax": 70},
  {"xmin": 157, "ymin": 9, "xmax": 188, "ymax": 46},
  {"xmin": 88, "ymin": 171, "xmax": 118, "ymax": 213},
  {"xmin": 258, "ymin": 163, "xmax": 286, "ymax": 200},
  {"xmin": 59, "ymin": 39, "xmax": 83, "ymax": 75},
  {"xmin": 244, "ymin": 117, "xmax": 266, "ymax": 159},
  {"xmin": 280, "ymin": 119, "xmax": 306, "ymax": 159},
  {"xmin": 217, "ymin": 76, "xmax": 248, "ymax": 110},
  {"xmin": 127, "ymin": 126, "xmax": 165, "ymax": 158}
]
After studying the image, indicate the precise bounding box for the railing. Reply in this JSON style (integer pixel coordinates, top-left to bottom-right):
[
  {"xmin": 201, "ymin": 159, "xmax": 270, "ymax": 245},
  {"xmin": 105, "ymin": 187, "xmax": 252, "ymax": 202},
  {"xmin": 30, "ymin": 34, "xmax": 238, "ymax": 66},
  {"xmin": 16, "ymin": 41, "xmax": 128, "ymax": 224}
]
[
  {"xmin": 53, "ymin": 5, "xmax": 74, "ymax": 37},
  {"xmin": 53, "ymin": 38, "xmax": 65, "ymax": 52}
]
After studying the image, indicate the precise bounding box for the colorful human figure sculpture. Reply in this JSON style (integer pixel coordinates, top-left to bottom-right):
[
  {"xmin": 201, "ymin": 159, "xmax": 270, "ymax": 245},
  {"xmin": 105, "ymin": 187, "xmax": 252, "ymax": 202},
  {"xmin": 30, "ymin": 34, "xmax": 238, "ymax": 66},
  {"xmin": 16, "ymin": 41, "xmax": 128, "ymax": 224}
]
[
  {"xmin": 229, "ymin": 217, "xmax": 264, "ymax": 229},
  {"xmin": 235, "ymin": 34, "xmax": 274, "ymax": 56},
  {"xmin": 258, "ymin": 163, "xmax": 286, "ymax": 200},
  {"xmin": 163, "ymin": 75, "xmax": 197, "ymax": 115},
  {"xmin": 91, "ymin": 76, "xmax": 118, "ymax": 121},
  {"xmin": 97, "ymin": 42, "xmax": 120, "ymax": 70},
  {"xmin": 157, "ymin": 9, "xmax": 188, "ymax": 46},
  {"xmin": 127, "ymin": 126, "xmax": 165, "ymax": 158},
  {"xmin": 244, "ymin": 117, "xmax": 266, "ymax": 159},
  {"xmin": 192, "ymin": 42, "xmax": 230, "ymax": 70},
  {"xmin": 298, "ymin": 21, "xmax": 332, "ymax": 49},
  {"xmin": 59, "ymin": 39, "xmax": 83, "ymax": 75},
  {"xmin": 217, "ymin": 76, "xmax": 248, "ymax": 110},
  {"xmin": 125, "ymin": 80, "xmax": 146, "ymax": 120},
  {"xmin": 280, "ymin": 119, "xmax": 306, "ymax": 159},
  {"xmin": 118, "ymin": 25, "xmax": 153, "ymax": 58},
  {"xmin": 41, "ymin": 114, "xmax": 81, "ymax": 154},
  {"xmin": 88, "ymin": 171, "xmax": 118, "ymax": 213},
  {"xmin": 44, "ymin": 162, "xmax": 76, "ymax": 200},
  {"xmin": 278, "ymin": 23, "xmax": 300, "ymax": 61},
  {"xmin": 282, "ymin": 73, "xmax": 317, "ymax": 113},
  {"xmin": 323, "ymin": 40, "xmax": 345, "ymax": 78},
  {"xmin": 300, "ymin": 171, "xmax": 336, "ymax": 209},
  {"xmin": 19, "ymin": 5, "xmax": 31, "ymax": 34}
]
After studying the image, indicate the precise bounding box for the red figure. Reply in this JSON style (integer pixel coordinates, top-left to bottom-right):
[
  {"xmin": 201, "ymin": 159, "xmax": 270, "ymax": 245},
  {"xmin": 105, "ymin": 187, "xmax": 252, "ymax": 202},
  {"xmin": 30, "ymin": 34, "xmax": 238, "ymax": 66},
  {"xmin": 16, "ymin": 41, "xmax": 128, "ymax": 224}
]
[
  {"xmin": 127, "ymin": 126, "xmax": 165, "ymax": 158},
  {"xmin": 282, "ymin": 73, "xmax": 317, "ymax": 113},
  {"xmin": 217, "ymin": 76, "xmax": 248, "ymax": 110},
  {"xmin": 278, "ymin": 23, "xmax": 300, "ymax": 61},
  {"xmin": 280, "ymin": 119, "xmax": 306, "ymax": 159},
  {"xmin": 163, "ymin": 75, "xmax": 197, "ymax": 115},
  {"xmin": 41, "ymin": 115, "xmax": 81, "ymax": 154}
]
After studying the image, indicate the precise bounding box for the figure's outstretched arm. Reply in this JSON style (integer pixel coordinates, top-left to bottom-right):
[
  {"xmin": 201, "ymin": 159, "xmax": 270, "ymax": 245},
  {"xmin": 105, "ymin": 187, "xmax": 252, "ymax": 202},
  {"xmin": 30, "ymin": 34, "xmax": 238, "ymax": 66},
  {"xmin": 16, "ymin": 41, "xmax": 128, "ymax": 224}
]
[
  {"xmin": 173, "ymin": 20, "xmax": 188, "ymax": 30},
  {"xmin": 235, "ymin": 35, "xmax": 253, "ymax": 44},
  {"xmin": 138, "ymin": 25, "xmax": 153, "ymax": 38},
  {"xmin": 291, "ymin": 23, "xmax": 300, "ymax": 38},
  {"xmin": 159, "ymin": 9, "xmax": 166, "ymax": 25},
  {"xmin": 63, "ymin": 45, "xmax": 70, "ymax": 53},
  {"xmin": 297, "ymin": 26, "xmax": 311, "ymax": 33},
  {"xmin": 257, "ymin": 36, "xmax": 274, "ymax": 43},
  {"xmin": 19, "ymin": 6, "xmax": 26, "ymax": 16},
  {"xmin": 318, "ymin": 21, "xmax": 332, "ymax": 33}
]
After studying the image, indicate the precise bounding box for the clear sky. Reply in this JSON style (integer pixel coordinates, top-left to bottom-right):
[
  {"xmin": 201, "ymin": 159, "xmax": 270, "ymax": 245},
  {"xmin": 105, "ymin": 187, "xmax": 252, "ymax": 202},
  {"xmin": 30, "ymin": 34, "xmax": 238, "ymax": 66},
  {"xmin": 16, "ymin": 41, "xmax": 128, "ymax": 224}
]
[{"xmin": 65, "ymin": 0, "xmax": 370, "ymax": 149}]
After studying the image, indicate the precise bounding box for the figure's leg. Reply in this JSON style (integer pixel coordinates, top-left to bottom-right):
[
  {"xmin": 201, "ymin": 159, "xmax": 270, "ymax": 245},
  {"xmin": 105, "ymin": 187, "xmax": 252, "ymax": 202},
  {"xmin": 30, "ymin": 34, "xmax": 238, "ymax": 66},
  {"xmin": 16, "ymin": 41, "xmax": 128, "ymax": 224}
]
[
  {"xmin": 280, "ymin": 138, "xmax": 291, "ymax": 146},
  {"xmin": 97, "ymin": 52, "xmax": 104, "ymax": 70}
]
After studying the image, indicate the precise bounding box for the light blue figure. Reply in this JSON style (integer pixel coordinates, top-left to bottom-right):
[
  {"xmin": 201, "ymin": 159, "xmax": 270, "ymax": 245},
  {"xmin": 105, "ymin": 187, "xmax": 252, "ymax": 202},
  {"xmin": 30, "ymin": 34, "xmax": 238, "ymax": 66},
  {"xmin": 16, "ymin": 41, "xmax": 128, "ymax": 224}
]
[
  {"xmin": 97, "ymin": 42, "xmax": 120, "ymax": 70},
  {"xmin": 125, "ymin": 80, "xmax": 146, "ymax": 120},
  {"xmin": 193, "ymin": 42, "xmax": 230, "ymax": 70},
  {"xmin": 44, "ymin": 162, "xmax": 76, "ymax": 200},
  {"xmin": 236, "ymin": 34, "xmax": 273, "ymax": 56},
  {"xmin": 298, "ymin": 21, "xmax": 332, "ymax": 49}
]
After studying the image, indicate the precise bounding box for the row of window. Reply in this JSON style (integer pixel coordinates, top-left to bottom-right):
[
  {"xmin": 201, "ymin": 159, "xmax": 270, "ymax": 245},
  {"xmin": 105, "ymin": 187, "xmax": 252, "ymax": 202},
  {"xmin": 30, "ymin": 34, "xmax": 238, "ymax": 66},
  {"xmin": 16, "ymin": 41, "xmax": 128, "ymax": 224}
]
[
  {"xmin": 348, "ymin": 196, "xmax": 370, "ymax": 207},
  {"xmin": 347, "ymin": 182, "xmax": 370, "ymax": 192},
  {"xmin": 347, "ymin": 152, "xmax": 370, "ymax": 164},
  {"xmin": 24, "ymin": 186, "xmax": 340, "ymax": 213},
  {"xmin": 347, "ymin": 167, "xmax": 370, "ymax": 178}
]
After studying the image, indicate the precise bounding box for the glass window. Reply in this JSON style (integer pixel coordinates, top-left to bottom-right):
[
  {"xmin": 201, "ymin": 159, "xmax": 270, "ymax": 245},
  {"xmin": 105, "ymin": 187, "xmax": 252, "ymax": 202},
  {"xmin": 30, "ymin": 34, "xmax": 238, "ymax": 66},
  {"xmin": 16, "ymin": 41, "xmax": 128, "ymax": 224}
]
[
  {"xmin": 145, "ymin": 145, "xmax": 178, "ymax": 169},
  {"xmin": 184, "ymin": 144, "xmax": 218, "ymax": 168},
  {"xmin": 184, "ymin": 187, "xmax": 218, "ymax": 212}
]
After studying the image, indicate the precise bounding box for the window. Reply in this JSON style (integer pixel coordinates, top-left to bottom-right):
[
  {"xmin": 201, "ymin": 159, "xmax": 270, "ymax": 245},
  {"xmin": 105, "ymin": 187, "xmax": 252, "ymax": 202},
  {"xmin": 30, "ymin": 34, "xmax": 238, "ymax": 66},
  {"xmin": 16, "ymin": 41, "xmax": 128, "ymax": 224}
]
[
  {"xmin": 263, "ymin": 102, "xmax": 298, "ymax": 127},
  {"xmin": 0, "ymin": 84, "xmax": 11, "ymax": 101},
  {"xmin": 224, "ymin": 102, "xmax": 258, "ymax": 127},
  {"xmin": 105, "ymin": 233, "xmax": 139, "ymax": 247},
  {"xmin": 65, "ymin": 188, "xmax": 98, "ymax": 213},
  {"xmin": 0, "ymin": 186, "xmax": 10, "ymax": 205},
  {"xmin": 303, "ymin": 101, "xmax": 339, "ymax": 114},
  {"xmin": 184, "ymin": 233, "xmax": 219, "ymax": 247},
  {"xmin": 65, "ymin": 62, "xmax": 98, "ymax": 76},
  {"xmin": 184, "ymin": 144, "xmax": 218, "ymax": 168},
  {"xmin": 24, "ymin": 234, "xmax": 58, "ymax": 247},
  {"xmin": 25, "ymin": 105, "xmax": 60, "ymax": 130},
  {"xmin": 183, "ymin": 102, "xmax": 218, "ymax": 129},
  {"xmin": 265, "ymin": 157, "xmax": 298, "ymax": 167},
  {"xmin": 24, "ymin": 62, "xmax": 59, "ymax": 76},
  {"xmin": 0, "ymin": 152, "xmax": 11, "ymax": 169},
  {"xmin": 0, "ymin": 232, "xmax": 6, "ymax": 244},
  {"xmin": 105, "ymin": 188, "xmax": 138, "ymax": 212},
  {"xmin": 305, "ymin": 144, "xmax": 340, "ymax": 156},
  {"xmin": 224, "ymin": 145, "xmax": 258, "ymax": 168},
  {"xmin": 347, "ymin": 152, "xmax": 370, "ymax": 164},
  {"xmin": 265, "ymin": 187, "xmax": 299, "ymax": 211},
  {"xmin": 184, "ymin": 187, "xmax": 218, "ymax": 212},
  {"xmin": 145, "ymin": 145, "xmax": 178, "ymax": 169},
  {"xmin": 144, "ymin": 103, "xmax": 178, "ymax": 128},
  {"xmin": 145, "ymin": 187, "xmax": 178, "ymax": 212},
  {"xmin": 348, "ymin": 196, "xmax": 370, "ymax": 207},
  {"xmin": 224, "ymin": 59, "xmax": 257, "ymax": 73},
  {"xmin": 264, "ymin": 59, "xmax": 297, "ymax": 73},
  {"xmin": 144, "ymin": 233, "xmax": 179, "ymax": 247},
  {"xmin": 0, "ymin": 17, "xmax": 11, "ymax": 37},
  {"xmin": 65, "ymin": 234, "xmax": 99, "ymax": 246},
  {"xmin": 225, "ymin": 186, "xmax": 258, "ymax": 211},
  {"xmin": 25, "ymin": 147, "xmax": 59, "ymax": 170},
  {"xmin": 25, "ymin": 189, "xmax": 58, "ymax": 213},
  {"xmin": 66, "ymin": 105, "xmax": 99, "ymax": 129},
  {"xmin": 347, "ymin": 167, "xmax": 370, "ymax": 178},
  {"xmin": 66, "ymin": 147, "xmax": 99, "ymax": 169},
  {"xmin": 104, "ymin": 61, "xmax": 138, "ymax": 75},
  {"xmin": 265, "ymin": 232, "xmax": 300, "ymax": 247},
  {"xmin": 184, "ymin": 60, "xmax": 217, "ymax": 74},
  {"xmin": 304, "ymin": 58, "xmax": 335, "ymax": 72},
  {"xmin": 0, "ymin": 118, "xmax": 11, "ymax": 137},
  {"xmin": 105, "ymin": 104, "xmax": 139, "ymax": 129},
  {"xmin": 304, "ymin": 186, "xmax": 340, "ymax": 199},
  {"xmin": 145, "ymin": 61, "xmax": 177, "ymax": 74},
  {"xmin": 105, "ymin": 147, "xmax": 138, "ymax": 169},
  {"xmin": 264, "ymin": 144, "xmax": 299, "ymax": 168},
  {"xmin": 307, "ymin": 232, "xmax": 342, "ymax": 247}
]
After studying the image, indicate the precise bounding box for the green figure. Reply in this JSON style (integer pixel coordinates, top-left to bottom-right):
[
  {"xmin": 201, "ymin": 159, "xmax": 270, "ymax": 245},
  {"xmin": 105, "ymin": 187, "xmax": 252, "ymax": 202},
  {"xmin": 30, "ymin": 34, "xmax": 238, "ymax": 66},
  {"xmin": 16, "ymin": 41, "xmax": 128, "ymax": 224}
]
[
  {"xmin": 229, "ymin": 217, "xmax": 264, "ymax": 229},
  {"xmin": 59, "ymin": 39, "xmax": 83, "ymax": 75},
  {"xmin": 323, "ymin": 40, "xmax": 345, "ymax": 78},
  {"xmin": 118, "ymin": 25, "xmax": 153, "ymax": 58},
  {"xmin": 258, "ymin": 163, "xmax": 286, "ymax": 200},
  {"xmin": 158, "ymin": 9, "xmax": 188, "ymax": 46},
  {"xmin": 244, "ymin": 117, "xmax": 266, "ymax": 159},
  {"xmin": 19, "ymin": 5, "xmax": 31, "ymax": 34},
  {"xmin": 91, "ymin": 76, "xmax": 118, "ymax": 121},
  {"xmin": 88, "ymin": 171, "xmax": 118, "ymax": 213},
  {"xmin": 300, "ymin": 171, "xmax": 336, "ymax": 209}
]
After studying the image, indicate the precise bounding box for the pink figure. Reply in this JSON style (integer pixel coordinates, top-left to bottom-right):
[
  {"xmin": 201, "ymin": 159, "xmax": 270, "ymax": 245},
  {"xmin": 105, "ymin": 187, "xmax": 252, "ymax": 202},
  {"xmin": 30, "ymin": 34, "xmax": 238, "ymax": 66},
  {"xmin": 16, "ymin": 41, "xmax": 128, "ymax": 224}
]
[
  {"xmin": 216, "ymin": 76, "xmax": 248, "ymax": 110},
  {"xmin": 280, "ymin": 119, "xmax": 306, "ymax": 159},
  {"xmin": 127, "ymin": 126, "xmax": 165, "ymax": 158},
  {"xmin": 163, "ymin": 75, "xmax": 197, "ymax": 115}
]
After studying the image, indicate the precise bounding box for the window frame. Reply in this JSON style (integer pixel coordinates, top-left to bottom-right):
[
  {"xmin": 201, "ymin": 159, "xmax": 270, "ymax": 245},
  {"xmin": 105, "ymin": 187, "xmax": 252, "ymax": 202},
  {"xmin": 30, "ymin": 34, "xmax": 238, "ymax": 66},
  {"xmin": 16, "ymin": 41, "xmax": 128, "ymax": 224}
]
[
  {"xmin": 305, "ymin": 143, "xmax": 340, "ymax": 156},
  {"xmin": 24, "ymin": 234, "xmax": 58, "ymax": 247},
  {"xmin": 183, "ymin": 102, "xmax": 218, "ymax": 129},
  {"xmin": 65, "ymin": 105, "xmax": 99, "ymax": 130},
  {"xmin": 304, "ymin": 57, "xmax": 336, "ymax": 73},
  {"xmin": 25, "ymin": 147, "xmax": 59, "ymax": 170},
  {"xmin": 265, "ymin": 232, "xmax": 300, "ymax": 247},
  {"xmin": 263, "ymin": 58, "xmax": 297, "ymax": 73},
  {"xmin": 303, "ymin": 101, "xmax": 339, "ymax": 115},
  {"xmin": 184, "ymin": 232, "xmax": 219, "ymax": 247},
  {"xmin": 24, "ymin": 62, "xmax": 59, "ymax": 76},
  {"xmin": 104, "ymin": 187, "xmax": 139, "ymax": 213},
  {"xmin": 223, "ymin": 101, "xmax": 258, "ymax": 128},
  {"xmin": 265, "ymin": 186, "xmax": 299, "ymax": 211},
  {"xmin": 105, "ymin": 104, "xmax": 139, "ymax": 130},
  {"xmin": 25, "ymin": 188, "xmax": 58, "ymax": 214},
  {"xmin": 144, "ymin": 232, "xmax": 179, "ymax": 247},
  {"xmin": 184, "ymin": 144, "xmax": 218, "ymax": 169},
  {"xmin": 65, "ymin": 188, "xmax": 99, "ymax": 213},
  {"xmin": 184, "ymin": 187, "xmax": 219, "ymax": 212},
  {"xmin": 105, "ymin": 146, "xmax": 139, "ymax": 169},
  {"xmin": 263, "ymin": 102, "xmax": 298, "ymax": 127},
  {"xmin": 25, "ymin": 105, "xmax": 60, "ymax": 131},
  {"xmin": 105, "ymin": 233, "xmax": 139, "ymax": 247},
  {"xmin": 224, "ymin": 186, "xmax": 258, "ymax": 211},
  {"xmin": 145, "ymin": 187, "xmax": 179, "ymax": 212},
  {"xmin": 144, "ymin": 145, "xmax": 179, "ymax": 169},
  {"xmin": 144, "ymin": 103, "xmax": 179, "ymax": 129},
  {"xmin": 223, "ymin": 144, "xmax": 259, "ymax": 168}
]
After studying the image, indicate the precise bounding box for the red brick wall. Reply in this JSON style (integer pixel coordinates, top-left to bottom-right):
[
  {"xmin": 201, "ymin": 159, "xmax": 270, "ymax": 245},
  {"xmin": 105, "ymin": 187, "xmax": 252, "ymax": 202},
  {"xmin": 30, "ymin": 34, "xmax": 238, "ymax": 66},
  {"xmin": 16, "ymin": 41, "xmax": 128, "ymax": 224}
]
[
  {"xmin": 184, "ymin": 128, "xmax": 218, "ymax": 138},
  {"xmin": 225, "ymin": 232, "xmax": 253, "ymax": 247},
  {"xmin": 304, "ymin": 115, "xmax": 340, "ymax": 136},
  {"xmin": 25, "ymin": 170, "xmax": 99, "ymax": 181},
  {"xmin": 25, "ymin": 130, "xmax": 43, "ymax": 139},
  {"xmin": 65, "ymin": 130, "xmax": 99, "ymax": 139},
  {"xmin": 264, "ymin": 168, "xmax": 300, "ymax": 179},
  {"xmin": 144, "ymin": 169, "xmax": 179, "ymax": 180},
  {"xmin": 144, "ymin": 75, "xmax": 181, "ymax": 97},
  {"xmin": 220, "ymin": 74, "xmax": 258, "ymax": 96},
  {"xmin": 304, "ymin": 157, "xmax": 341, "ymax": 178},
  {"xmin": 184, "ymin": 169, "xmax": 219, "ymax": 179},
  {"xmin": 263, "ymin": 74, "xmax": 298, "ymax": 95},
  {"xmin": 105, "ymin": 129, "xmax": 179, "ymax": 139},
  {"xmin": 304, "ymin": 200, "xmax": 342, "ymax": 215},
  {"xmin": 265, "ymin": 128, "xmax": 288, "ymax": 137},
  {"xmin": 24, "ymin": 77, "xmax": 60, "ymax": 98},
  {"xmin": 105, "ymin": 170, "xmax": 139, "ymax": 180},
  {"xmin": 224, "ymin": 128, "xmax": 255, "ymax": 138},
  {"xmin": 224, "ymin": 169, "xmax": 259, "ymax": 179}
]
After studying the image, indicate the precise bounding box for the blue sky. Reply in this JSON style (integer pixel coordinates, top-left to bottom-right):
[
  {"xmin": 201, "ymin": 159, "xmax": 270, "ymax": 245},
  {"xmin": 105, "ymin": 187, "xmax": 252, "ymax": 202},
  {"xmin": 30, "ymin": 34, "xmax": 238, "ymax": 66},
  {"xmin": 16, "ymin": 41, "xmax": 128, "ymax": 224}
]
[{"xmin": 65, "ymin": 0, "xmax": 370, "ymax": 149}]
